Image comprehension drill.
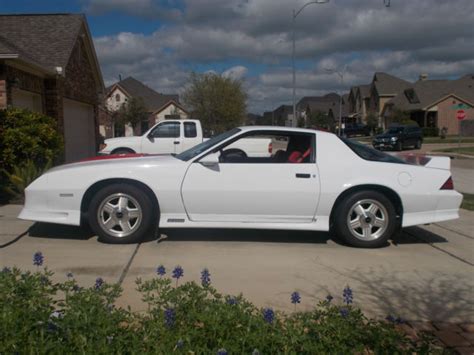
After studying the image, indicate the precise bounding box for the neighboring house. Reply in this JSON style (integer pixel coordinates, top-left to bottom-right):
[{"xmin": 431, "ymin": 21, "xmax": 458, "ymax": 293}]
[
  {"xmin": 297, "ymin": 93, "xmax": 349, "ymax": 128},
  {"xmin": 0, "ymin": 14, "xmax": 104, "ymax": 162},
  {"xmin": 102, "ymin": 76, "xmax": 187, "ymax": 137},
  {"xmin": 367, "ymin": 72, "xmax": 411, "ymax": 128},
  {"xmin": 382, "ymin": 74, "xmax": 474, "ymax": 134},
  {"xmin": 348, "ymin": 84, "xmax": 371, "ymax": 123}
]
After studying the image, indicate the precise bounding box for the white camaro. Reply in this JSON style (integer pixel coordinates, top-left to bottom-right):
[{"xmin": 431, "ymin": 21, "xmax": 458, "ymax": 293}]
[{"xmin": 19, "ymin": 126, "xmax": 462, "ymax": 248}]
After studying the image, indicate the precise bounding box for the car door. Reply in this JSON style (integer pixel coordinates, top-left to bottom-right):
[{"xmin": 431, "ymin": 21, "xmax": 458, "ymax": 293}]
[
  {"xmin": 141, "ymin": 121, "xmax": 181, "ymax": 154},
  {"xmin": 180, "ymin": 132, "xmax": 320, "ymax": 223}
]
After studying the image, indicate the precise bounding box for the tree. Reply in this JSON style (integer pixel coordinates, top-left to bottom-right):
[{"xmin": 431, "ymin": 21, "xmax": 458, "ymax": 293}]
[
  {"xmin": 388, "ymin": 108, "xmax": 417, "ymax": 126},
  {"xmin": 183, "ymin": 72, "xmax": 247, "ymax": 134},
  {"xmin": 117, "ymin": 97, "xmax": 149, "ymax": 129},
  {"xmin": 307, "ymin": 111, "xmax": 331, "ymax": 130},
  {"xmin": 366, "ymin": 112, "xmax": 378, "ymax": 134}
]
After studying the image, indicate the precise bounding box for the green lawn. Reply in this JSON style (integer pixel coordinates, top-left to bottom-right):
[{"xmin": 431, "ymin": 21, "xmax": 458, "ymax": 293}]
[
  {"xmin": 424, "ymin": 136, "xmax": 474, "ymax": 144},
  {"xmin": 461, "ymin": 193, "xmax": 474, "ymax": 211},
  {"xmin": 434, "ymin": 146, "xmax": 474, "ymax": 156}
]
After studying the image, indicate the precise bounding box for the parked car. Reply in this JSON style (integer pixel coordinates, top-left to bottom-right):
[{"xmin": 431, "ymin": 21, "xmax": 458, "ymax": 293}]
[
  {"xmin": 99, "ymin": 119, "xmax": 272, "ymax": 157},
  {"xmin": 372, "ymin": 125, "xmax": 423, "ymax": 151},
  {"xmin": 19, "ymin": 126, "xmax": 461, "ymax": 248},
  {"xmin": 343, "ymin": 123, "xmax": 371, "ymax": 137}
]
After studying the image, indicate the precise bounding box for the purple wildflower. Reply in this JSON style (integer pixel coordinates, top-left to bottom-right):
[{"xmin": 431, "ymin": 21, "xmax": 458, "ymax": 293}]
[
  {"xmin": 66, "ymin": 272, "xmax": 74, "ymax": 279},
  {"xmin": 326, "ymin": 294, "xmax": 334, "ymax": 303},
  {"xmin": 217, "ymin": 348, "xmax": 228, "ymax": 355},
  {"xmin": 94, "ymin": 277, "xmax": 104, "ymax": 290},
  {"xmin": 201, "ymin": 268, "xmax": 211, "ymax": 287},
  {"xmin": 172, "ymin": 265, "xmax": 184, "ymax": 286},
  {"xmin": 33, "ymin": 252, "xmax": 44, "ymax": 267},
  {"xmin": 156, "ymin": 265, "xmax": 166, "ymax": 277},
  {"xmin": 227, "ymin": 297, "xmax": 237, "ymax": 305},
  {"xmin": 343, "ymin": 286, "xmax": 353, "ymax": 305},
  {"xmin": 340, "ymin": 307, "xmax": 349, "ymax": 318},
  {"xmin": 291, "ymin": 291, "xmax": 301, "ymax": 305},
  {"xmin": 263, "ymin": 308, "xmax": 275, "ymax": 324},
  {"xmin": 2, "ymin": 267, "xmax": 11, "ymax": 273},
  {"xmin": 164, "ymin": 308, "xmax": 175, "ymax": 328}
]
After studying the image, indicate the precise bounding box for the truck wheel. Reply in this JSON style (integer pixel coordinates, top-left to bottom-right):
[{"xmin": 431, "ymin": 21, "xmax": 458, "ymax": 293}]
[
  {"xmin": 88, "ymin": 184, "xmax": 156, "ymax": 244},
  {"xmin": 415, "ymin": 139, "xmax": 422, "ymax": 149},
  {"xmin": 333, "ymin": 190, "xmax": 397, "ymax": 248}
]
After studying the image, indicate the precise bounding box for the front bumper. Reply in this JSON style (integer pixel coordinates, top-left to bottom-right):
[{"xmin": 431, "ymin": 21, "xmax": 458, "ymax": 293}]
[{"xmin": 373, "ymin": 141, "xmax": 396, "ymax": 150}]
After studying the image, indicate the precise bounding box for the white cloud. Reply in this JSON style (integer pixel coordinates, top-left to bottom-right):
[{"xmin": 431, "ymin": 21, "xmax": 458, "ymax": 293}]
[{"xmin": 222, "ymin": 66, "xmax": 248, "ymax": 80}]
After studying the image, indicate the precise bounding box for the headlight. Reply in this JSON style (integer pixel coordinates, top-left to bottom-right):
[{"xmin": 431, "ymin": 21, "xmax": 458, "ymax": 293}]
[{"xmin": 391, "ymin": 137, "xmax": 398, "ymax": 141}]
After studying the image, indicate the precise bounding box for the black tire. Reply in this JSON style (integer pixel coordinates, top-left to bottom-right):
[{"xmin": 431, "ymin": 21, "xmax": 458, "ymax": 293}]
[
  {"xmin": 333, "ymin": 190, "xmax": 397, "ymax": 248},
  {"xmin": 395, "ymin": 141, "xmax": 403, "ymax": 151},
  {"xmin": 111, "ymin": 148, "xmax": 135, "ymax": 155},
  {"xmin": 415, "ymin": 139, "xmax": 422, "ymax": 149},
  {"xmin": 88, "ymin": 183, "xmax": 156, "ymax": 244}
]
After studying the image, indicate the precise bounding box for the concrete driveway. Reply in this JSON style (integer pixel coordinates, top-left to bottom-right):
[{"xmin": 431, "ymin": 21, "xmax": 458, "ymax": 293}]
[{"xmin": 1, "ymin": 204, "xmax": 473, "ymax": 324}]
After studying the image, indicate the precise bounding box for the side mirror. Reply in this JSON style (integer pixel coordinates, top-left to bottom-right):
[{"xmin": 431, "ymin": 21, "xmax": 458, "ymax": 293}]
[{"xmin": 199, "ymin": 152, "xmax": 220, "ymax": 166}]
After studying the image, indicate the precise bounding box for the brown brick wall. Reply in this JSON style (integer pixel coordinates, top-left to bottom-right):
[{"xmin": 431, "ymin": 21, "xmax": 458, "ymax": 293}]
[
  {"xmin": 436, "ymin": 97, "xmax": 474, "ymax": 135},
  {"xmin": 63, "ymin": 37, "xmax": 98, "ymax": 105}
]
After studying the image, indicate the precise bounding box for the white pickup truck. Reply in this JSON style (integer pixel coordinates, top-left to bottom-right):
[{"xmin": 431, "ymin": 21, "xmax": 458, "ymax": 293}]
[{"xmin": 99, "ymin": 119, "xmax": 273, "ymax": 157}]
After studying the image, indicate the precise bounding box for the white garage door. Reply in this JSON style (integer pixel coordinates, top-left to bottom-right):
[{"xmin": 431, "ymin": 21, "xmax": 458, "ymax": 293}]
[
  {"xmin": 63, "ymin": 99, "xmax": 96, "ymax": 162},
  {"xmin": 11, "ymin": 89, "xmax": 43, "ymax": 112}
]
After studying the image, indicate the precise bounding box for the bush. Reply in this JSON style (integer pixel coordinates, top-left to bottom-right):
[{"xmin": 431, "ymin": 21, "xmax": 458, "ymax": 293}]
[
  {"xmin": 0, "ymin": 257, "xmax": 442, "ymax": 354},
  {"xmin": 0, "ymin": 107, "xmax": 63, "ymax": 172},
  {"xmin": 422, "ymin": 127, "xmax": 440, "ymax": 137}
]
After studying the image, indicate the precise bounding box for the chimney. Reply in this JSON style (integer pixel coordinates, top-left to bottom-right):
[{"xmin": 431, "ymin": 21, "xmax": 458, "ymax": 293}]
[{"xmin": 419, "ymin": 73, "xmax": 428, "ymax": 81}]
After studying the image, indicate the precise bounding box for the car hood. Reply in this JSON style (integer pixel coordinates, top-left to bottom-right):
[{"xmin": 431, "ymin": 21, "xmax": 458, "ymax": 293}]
[{"xmin": 46, "ymin": 154, "xmax": 180, "ymax": 174}]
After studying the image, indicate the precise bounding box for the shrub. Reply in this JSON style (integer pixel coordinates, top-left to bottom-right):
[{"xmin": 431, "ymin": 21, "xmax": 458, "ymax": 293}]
[
  {"xmin": 0, "ymin": 107, "xmax": 63, "ymax": 172},
  {"xmin": 422, "ymin": 127, "xmax": 440, "ymax": 137},
  {"xmin": 0, "ymin": 257, "xmax": 444, "ymax": 354}
]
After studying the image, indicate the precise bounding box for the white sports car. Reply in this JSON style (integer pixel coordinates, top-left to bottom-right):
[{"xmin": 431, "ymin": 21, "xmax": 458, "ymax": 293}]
[{"xmin": 19, "ymin": 126, "xmax": 462, "ymax": 248}]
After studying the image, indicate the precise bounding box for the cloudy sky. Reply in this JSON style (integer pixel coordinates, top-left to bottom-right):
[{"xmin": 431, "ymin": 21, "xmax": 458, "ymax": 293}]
[{"xmin": 2, "ymin": 0, "xmax": 474, "ymax": 113}]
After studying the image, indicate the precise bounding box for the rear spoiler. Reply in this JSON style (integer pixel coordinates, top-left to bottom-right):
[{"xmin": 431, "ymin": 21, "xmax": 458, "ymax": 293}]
[{"xmin": 396, "ymin": 153, "xmax": 451, "ymax": 170}]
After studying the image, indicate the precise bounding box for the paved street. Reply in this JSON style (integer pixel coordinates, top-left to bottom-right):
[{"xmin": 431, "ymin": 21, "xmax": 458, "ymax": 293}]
[{"xmin": 1, "ymin": 204, "xmax": 473, "ymax": 324}]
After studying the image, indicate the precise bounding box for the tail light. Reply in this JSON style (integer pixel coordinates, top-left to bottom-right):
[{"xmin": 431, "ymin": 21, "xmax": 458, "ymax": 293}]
[
  {"xmin": 268, "ymin": 142, "xmax": 273, "ymax": 154},
  {"xmin": 440, "ymin": 176, "xmax": 454, "ymax": 190}
]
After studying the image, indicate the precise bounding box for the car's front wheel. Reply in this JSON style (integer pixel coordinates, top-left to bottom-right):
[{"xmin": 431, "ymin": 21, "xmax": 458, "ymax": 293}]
[
  {"xmin": 333, "ymin": 190, "xmax": 397, "ymax": 248},
  {"xmin": 415, "ymin": 139, "xmax": 422, "ymax": 149},
  {"xmin": 88, "ymin": 184, "xmax": 156, "ymax": 244}
]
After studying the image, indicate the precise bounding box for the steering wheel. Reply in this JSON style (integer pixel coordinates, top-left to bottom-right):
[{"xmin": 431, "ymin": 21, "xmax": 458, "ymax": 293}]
[{"xmin": 220, "ymin": 148, "xmax": 248, "ymax": 162}]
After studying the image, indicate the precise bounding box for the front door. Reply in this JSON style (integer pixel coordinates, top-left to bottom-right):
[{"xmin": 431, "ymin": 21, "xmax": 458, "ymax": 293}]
[
  {"xmin": 181, "ymin": 131, "xmax": 320, "ymax": 223},
  {"xmin": 141, "ymin": 121, "xmax": 181, "ymax": 154}
]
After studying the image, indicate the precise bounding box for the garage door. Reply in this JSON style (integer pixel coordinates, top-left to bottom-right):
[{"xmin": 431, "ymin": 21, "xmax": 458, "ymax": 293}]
[
  {"xmin": 11, "ymin": 89, "xmax": 43, "ymax": 112},
  {"xmin": 63, "ymin": 99, "xmax": 96, "ymax": 162}
]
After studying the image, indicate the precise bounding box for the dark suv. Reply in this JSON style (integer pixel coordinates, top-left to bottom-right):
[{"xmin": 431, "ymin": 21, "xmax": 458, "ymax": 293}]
[
  {"xmin": 343, "ymin": 123, "xmax": 371, "ymax": 137},
  {"xmin": 372, "ymin": 125, "xmax": 423, "ymax": 151}
]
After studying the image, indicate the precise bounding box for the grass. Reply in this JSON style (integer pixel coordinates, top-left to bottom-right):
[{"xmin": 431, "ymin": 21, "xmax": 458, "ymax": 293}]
[
  {"xmin": 461, "ymin": 193, "xmax": 474, "ymax": 211},
  {"xmin": 434, "ymin": 146, "xmax": 474, "ymax": 156}
]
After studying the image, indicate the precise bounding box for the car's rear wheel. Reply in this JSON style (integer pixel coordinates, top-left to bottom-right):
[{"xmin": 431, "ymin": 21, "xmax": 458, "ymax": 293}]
[
  {"xmin": 415, "ymin": 139, "xmax": 422, "ymax": 149},
  {"xmin": 111, "ymin": 148, "xmax": 135, "ymax": 155},
  {"xmin": 88, "ymin": 184, "xmax": 155, "ymax": 244},
  {"xmin": 333, "ymin": 190, "xmax": 397, "ymax": 248}
]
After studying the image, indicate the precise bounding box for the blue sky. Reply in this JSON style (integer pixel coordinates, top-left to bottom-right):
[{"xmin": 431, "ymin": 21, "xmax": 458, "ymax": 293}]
[{"xmin": 1, "ymin": 0, "xmax": 473, "ymax": 113}]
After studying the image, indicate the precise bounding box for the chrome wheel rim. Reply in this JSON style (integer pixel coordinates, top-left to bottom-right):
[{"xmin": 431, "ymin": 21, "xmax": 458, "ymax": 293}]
[
  {"xmin": 97, "ymin": 193, "xmax": 142, "ymax": 238},
  {"xmin": 346, "ymin": 199, "xmax": 388, "ymax": 241}
]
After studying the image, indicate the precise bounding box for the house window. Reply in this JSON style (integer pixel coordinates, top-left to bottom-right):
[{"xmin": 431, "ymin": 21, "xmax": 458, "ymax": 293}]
[
  {"xmin": 405, "ymin": 89, "xmax": 420, "ymax": 104},
  {"xmin": 115, "ymin": 94, "xmax": 120, "ymax": 102}
]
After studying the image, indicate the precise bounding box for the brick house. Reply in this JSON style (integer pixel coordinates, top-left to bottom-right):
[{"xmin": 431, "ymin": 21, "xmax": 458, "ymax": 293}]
[
  {"xmin": 382, "ymin": 74, "xmax": 474, "ymax": 134},
  {"xmin": 296, "ymin": 93, "xmax": 349, "ymax": 128},
  {"xmin": 101, "ymin": 76, "xmax": 187, "ymax": 138},
  {"xmin": 0, "ymin": 14, "xmax": 104, "ymax": 162}
]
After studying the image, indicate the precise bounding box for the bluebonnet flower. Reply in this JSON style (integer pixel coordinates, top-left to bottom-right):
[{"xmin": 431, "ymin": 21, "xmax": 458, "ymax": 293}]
[
  {"xmin": 201, "ymin": 268, "xmax": 211, "ymax": 287},
  {"xmin": 326, "ymin": 294, "xmax": 334, "ymax": 303},
  {"xmin": 386, "ymin": 315, "xmax": 404, "ymax": 324},
  {"xmin": 291, "ymin": 291, "xmax": 301, "ymax": 305},
  {"xmin": 172, "ymin": 266, "xmax": 184, "ymax": 286},
  {"xmin": 176, "ymin": 339, "xmax": 184, "ymax": 349},
  {"xmin": 2, "ymin": 267, "xmax": 11, "ymax": 273},
  {"xmin": 217, "ymin": 348, "xmax": 228, "ymax": 355},
  {"xmin": 164, "ymin": 308, "xmax": 175, "ymax": 328},
  {"xmin": 66, "ymin": 272, "xmax": 74, "ymax": 279},
  {"xmin": 340, "ymin": 307, "xmax": 349, "ymax": 318},
  {"xmin": 227, "ymin": 297, "xmax": 238, "ymax": 305},
  {"xmin": 156, "ymin": 265, "xmax": 166, "ymax": 277},
  {"xmin": 263, "ymin": 308, "xmax": 275, "ymax": 324},
  {"xmin": 343, "ymin": 286, "xmax": 353, "ymax": 305},
  {"xmin": 33, "ymin": 251, "xmax": 44, "ymax": 266},
  {"xmin": 94, "ymin": 277, "xmax": 104, "ymax": 290}
]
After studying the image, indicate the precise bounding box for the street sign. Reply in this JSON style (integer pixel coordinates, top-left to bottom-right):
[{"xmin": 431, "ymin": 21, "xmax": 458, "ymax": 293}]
[{"xmin": 456, "ymin": 109, "xmax": 466, "ymax": 120}]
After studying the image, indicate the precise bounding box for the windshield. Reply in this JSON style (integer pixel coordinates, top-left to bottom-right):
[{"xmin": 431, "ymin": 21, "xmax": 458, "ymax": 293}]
[
  {"xmin": 385, "ymin": 127, "xmax": 404, "ymax": 134},
  {"xmin": 342, "ymin": 138, "xmax": 406, "ymax": 164},
  {"xmin": 175, "ymin": 128, "xmax": 241, "ymax": 161}
]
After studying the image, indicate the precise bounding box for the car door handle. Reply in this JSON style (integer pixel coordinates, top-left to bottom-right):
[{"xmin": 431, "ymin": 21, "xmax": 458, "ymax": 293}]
[
  {"xmin": 295, "ymin": 173, "xmax": 311, "ymax": 179},
  {"xmin": 174, "ymin": 141, "xmax": 180, "ymax": 145}
]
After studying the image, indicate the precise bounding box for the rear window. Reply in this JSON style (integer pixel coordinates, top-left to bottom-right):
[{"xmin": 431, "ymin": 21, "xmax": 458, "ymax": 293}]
[
  {"xmin": 342, "ymin": 138, "xmax": 406, "ymax": 164},
  {"xmin": 184, "ymin": 122, "xmax": 197, "ymax": 138}
]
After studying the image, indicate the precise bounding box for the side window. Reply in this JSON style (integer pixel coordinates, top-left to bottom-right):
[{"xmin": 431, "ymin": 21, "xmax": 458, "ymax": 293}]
[
  {"xmin": 152, "ymin": 122, "xmax": 180, "ymax": 138},
  {"xmin": 184, "ymin": 122, "xmax": 197, "ymax": 138}
]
